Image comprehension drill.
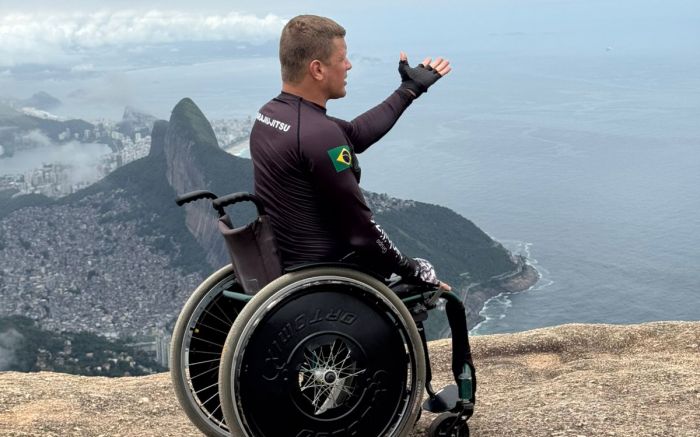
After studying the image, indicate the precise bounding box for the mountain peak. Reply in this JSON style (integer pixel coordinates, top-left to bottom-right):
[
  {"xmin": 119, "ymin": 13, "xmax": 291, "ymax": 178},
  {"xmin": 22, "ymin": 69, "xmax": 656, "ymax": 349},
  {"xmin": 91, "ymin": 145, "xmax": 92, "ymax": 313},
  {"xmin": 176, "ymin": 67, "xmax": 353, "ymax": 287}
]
[
  {"xmin": 168, "ymin": 98, "xmax": 218, "ymax": 150},
  {"xmin": 121, "ymin": 106, "xmax": 156, "ymax": 124},
  {"xmin": 20, "ymin": 91, "xmax": 62, "ymax": 111}
]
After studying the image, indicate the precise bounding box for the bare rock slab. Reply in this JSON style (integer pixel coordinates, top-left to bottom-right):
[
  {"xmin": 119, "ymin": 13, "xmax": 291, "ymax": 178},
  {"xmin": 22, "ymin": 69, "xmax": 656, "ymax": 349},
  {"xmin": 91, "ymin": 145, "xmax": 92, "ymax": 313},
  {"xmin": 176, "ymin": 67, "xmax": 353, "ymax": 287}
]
[{"xmin": 1, "ymin": 321, "xmax": 698, "ymax": 436}]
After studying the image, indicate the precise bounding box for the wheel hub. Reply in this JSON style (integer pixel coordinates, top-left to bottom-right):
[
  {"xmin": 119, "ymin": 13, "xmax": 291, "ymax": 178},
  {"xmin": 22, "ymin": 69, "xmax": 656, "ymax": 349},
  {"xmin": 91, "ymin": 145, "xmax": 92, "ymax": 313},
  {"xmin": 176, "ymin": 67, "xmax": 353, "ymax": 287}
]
[
  {"xmin": 298, "ymin": 339, "xmax": 366, "ymax": 415},
  {"xmin": 323, "ymin": 371, "xmax": 337, "ymax": 384}
]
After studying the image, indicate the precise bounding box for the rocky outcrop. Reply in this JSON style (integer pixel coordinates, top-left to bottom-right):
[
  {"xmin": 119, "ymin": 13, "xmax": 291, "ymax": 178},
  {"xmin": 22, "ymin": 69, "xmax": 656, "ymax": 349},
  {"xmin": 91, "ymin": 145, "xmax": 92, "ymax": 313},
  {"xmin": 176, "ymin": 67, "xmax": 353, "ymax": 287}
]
[
  {"xmin": 147, "ymin": 120, "xmax": 168, "ymax": 159},
  {"xmin": 163, "ymin": 100, "xmax": 223, "ymax": 268},
  {"xmin": 0, "ymin": 322, "xmax": 697, "ymax": 436},
  {"xmin": 163, "ymin": 98, "xmax": 253, "ymax": 269}
]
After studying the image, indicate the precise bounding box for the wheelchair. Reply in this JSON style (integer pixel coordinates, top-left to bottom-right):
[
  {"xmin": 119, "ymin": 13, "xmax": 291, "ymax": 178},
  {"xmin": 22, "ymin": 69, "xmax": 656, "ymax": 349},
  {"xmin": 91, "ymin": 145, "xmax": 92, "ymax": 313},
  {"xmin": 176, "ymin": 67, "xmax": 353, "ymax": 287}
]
[{"xmin": 170, "ymin": 190, "xmax": 476, "ymax": 437}]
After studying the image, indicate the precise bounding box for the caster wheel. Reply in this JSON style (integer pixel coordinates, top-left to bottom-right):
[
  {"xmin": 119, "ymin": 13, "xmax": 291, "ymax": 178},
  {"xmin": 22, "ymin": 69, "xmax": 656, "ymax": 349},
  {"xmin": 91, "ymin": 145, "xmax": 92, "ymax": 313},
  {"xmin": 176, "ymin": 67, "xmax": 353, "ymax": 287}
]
[{"xmin": 427, "ymin": 412, "xmax": 469, "ymax": 437}]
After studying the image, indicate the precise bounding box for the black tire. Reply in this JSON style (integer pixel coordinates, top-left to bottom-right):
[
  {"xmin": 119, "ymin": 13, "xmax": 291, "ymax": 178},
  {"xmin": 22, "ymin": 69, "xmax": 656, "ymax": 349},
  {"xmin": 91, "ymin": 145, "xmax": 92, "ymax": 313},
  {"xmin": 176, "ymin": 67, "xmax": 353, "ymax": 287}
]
[
  {"xmin": 427, "ymin": 413, "xmax": 470, "ymax": 437},
  {"xmin": 219, "ymin": 267, "xmax": 426, "ymax": 437},
  {"xmin": 170, "ymin": 264, "xmax": 246, "ymax": 437}
]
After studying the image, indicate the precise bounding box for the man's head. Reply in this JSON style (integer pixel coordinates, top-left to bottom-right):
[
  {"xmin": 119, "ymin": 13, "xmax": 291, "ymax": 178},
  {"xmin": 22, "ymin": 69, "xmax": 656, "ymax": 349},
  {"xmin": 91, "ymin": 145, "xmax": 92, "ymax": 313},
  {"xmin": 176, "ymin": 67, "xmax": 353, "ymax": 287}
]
[{"xmin": 279, "ymin": 15, "xmax": 352, "ymax": 100}]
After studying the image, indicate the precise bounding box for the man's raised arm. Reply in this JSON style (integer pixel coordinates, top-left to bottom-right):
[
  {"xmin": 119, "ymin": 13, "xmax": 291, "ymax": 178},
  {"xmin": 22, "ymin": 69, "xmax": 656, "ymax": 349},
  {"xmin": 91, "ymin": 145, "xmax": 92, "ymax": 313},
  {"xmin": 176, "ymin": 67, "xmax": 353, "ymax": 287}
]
[{"xmin": 330, "ymin": 53, "xmax": 452, "ymax": 153}]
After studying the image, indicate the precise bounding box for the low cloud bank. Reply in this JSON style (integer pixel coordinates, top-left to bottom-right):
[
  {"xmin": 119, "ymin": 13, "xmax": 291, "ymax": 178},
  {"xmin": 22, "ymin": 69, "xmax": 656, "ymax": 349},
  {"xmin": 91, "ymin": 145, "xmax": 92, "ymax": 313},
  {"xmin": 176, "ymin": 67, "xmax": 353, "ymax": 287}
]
[{"xmin": 0, "ymin": 10, "xmax": 286, "ymax": 67}]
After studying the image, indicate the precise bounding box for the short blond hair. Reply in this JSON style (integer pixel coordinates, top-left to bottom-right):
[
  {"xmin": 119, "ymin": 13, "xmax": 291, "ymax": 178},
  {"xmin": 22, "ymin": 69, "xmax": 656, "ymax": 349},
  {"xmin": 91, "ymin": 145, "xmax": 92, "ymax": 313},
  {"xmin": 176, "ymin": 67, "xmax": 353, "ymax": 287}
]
[{"xmin": 279, "ymin": 15, "xmax": 346, "ymax": 83}]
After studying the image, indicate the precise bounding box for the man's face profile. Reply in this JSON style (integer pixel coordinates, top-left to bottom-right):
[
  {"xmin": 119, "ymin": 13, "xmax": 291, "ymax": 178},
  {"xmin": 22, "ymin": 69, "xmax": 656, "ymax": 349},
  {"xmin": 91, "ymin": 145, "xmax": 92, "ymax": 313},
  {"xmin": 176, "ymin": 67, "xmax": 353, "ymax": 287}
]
[{"xmin": 322, "ymin": 37, "xmax": 352, "ymax": 100}]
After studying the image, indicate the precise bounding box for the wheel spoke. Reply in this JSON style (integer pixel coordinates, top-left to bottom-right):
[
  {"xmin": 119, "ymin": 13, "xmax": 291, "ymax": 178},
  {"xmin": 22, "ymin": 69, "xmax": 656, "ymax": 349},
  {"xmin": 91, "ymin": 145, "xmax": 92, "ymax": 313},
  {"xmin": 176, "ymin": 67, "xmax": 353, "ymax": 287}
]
[
  {"xmin": 191, "ymin": 336, "xmax": 225, "ymax": 349},
  {"xmin": 193, "ymin": 321, "xmax": 231, "ymax": 337},
  {"xmin": 200, "ymin": 390, "xmax": 220, "ymax": 408},
  {"xmin": 188, "ymin": 350, "xmax": 222, "ymax": 356},
  {"xmin": 188, "ymin": 364, "xmax": 219, "ymax": 381},
  {"xmin": 189, "ymin": 357, "xmax": 222, "ymax": 366},
  {"xmin": 207, "ymin": 403, "xmax": 222, "ymax": 420},
  {"xmin": 212, "ymin": 299, "xmax": 234, "ymax": 325},
  {"xmin": 194, "ymin": 381, "xmax": 219, "ymax": 395},
  {"xmin": 201, "ymin": 308, "xmax": 233, "ymax": 327},
  {"xmin": 298, "ymin": 338, "xmax": 367, "ymax": 415}
]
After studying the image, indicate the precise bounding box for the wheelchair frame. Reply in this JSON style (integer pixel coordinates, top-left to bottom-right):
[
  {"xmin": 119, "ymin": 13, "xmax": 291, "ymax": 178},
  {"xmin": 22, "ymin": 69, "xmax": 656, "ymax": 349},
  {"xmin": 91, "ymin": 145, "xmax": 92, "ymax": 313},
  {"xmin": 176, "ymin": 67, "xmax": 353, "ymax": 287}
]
[{"xmin": 170, "ymin": 191, "xmax": 475, "ymax": 437}]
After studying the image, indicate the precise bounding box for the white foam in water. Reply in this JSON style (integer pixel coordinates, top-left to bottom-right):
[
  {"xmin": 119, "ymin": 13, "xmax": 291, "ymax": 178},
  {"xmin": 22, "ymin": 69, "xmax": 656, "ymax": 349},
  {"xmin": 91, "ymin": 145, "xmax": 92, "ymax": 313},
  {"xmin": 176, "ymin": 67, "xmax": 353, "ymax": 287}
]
[{"xmin": 470, "ymin": 240, "xmax": 554, "ymax": 336}]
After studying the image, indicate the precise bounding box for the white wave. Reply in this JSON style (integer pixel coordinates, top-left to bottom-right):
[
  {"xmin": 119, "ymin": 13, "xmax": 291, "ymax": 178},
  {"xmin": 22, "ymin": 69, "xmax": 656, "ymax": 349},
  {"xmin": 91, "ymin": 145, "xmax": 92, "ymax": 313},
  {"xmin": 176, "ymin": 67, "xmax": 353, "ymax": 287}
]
[{"xmin": 470, "ymin": 240, "xmax": 554, "ymax": 335}]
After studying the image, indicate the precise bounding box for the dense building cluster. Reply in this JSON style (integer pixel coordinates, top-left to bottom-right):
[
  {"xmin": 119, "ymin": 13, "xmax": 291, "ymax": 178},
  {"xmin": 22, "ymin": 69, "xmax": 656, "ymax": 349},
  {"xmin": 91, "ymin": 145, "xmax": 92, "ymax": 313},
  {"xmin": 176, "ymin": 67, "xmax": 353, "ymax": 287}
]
[
  {"xmin": 0, "ymin": 190, "xmax": 203, "ymax": 340},
  {"xmin": 211, "ymin": 116, "xmax": 254, "ymax": 150}
]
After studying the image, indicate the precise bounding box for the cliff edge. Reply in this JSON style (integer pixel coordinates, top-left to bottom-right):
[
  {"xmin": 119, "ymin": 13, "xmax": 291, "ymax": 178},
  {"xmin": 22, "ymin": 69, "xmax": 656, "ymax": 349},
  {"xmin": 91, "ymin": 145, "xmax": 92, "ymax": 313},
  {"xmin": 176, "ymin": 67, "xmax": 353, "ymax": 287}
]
[{"xmin": 1, "ymin": 321, "xmax": 697, "ymax": 436}]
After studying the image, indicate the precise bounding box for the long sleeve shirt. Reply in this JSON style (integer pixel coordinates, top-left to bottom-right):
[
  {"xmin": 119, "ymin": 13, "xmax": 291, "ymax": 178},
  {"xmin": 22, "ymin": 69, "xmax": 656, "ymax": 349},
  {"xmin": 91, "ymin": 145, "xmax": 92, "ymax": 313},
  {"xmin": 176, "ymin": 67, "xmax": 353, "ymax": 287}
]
[{"xmin": 250, "ymin": 89, "xmax": 418, "ymax": 278}]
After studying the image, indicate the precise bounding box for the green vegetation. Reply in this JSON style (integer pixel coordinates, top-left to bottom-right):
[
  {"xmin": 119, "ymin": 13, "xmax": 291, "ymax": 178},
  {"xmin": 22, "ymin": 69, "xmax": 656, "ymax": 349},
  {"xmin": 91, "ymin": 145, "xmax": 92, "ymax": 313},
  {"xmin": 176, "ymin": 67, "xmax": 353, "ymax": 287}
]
[
  {"xmin": 0, "ymin": 188, "xmax": 19, "ymax": 200},
  {"xmin": 0, "ymin": 316, "xmax": 165, "ymax": 376},
  {"xmin": 169, "ymin": 98, "xmax": 219, "ymax": 150},
  {"xmin": 0, "ymin": 193, "xmax": 54, "ymax": 220},
  {"xmin": 376, "ymin": 202, "xmax": 516, "ymax": 286}
]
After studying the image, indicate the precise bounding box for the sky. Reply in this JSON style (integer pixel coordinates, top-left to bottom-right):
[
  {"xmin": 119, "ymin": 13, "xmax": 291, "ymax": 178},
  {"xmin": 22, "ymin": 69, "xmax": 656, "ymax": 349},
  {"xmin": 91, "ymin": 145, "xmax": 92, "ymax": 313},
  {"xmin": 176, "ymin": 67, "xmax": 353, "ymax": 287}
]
[
  {"xmin": 1, "ymin": 0, "xmax": 698, "ymax": 68},
  {"xmin": 0, "ymin": 0, "xmax": 698, "ymax": 119}
]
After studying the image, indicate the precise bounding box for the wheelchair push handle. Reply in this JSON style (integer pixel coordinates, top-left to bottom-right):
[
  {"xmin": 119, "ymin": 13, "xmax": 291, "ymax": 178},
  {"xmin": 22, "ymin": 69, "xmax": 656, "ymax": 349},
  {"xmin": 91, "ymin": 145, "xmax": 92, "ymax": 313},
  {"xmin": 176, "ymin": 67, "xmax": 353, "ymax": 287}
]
[
  {"xmin": 212, "ymin": 192, "xmax": 265, "ymax": 218},
  {"xmin": 175, "ymin": 190, "xmax": 218, "ymax": 206}
]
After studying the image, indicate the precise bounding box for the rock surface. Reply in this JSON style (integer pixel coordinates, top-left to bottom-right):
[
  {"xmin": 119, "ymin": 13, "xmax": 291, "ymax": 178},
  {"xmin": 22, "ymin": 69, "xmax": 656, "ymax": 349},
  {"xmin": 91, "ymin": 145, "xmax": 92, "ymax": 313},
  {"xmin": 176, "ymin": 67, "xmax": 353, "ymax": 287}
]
[{"xmin": 1, "ymin": 321, "xmax": 697, "ymax": 436}]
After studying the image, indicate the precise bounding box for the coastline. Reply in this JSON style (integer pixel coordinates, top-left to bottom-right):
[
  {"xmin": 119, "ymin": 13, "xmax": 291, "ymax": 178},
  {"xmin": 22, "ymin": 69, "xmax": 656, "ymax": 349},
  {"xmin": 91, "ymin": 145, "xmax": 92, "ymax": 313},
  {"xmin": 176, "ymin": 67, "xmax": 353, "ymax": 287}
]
[{"xmin": 462, "ymin": 260, "xmax": 540, "ymax": 332}]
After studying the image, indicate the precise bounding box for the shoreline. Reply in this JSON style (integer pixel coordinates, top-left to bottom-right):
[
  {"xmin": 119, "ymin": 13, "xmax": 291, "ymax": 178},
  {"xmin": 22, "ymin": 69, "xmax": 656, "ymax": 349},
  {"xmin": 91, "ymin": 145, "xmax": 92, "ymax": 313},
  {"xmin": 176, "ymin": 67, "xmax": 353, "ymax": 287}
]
[{"xmin": 462, "ymin": 261, "xmax": 540, "ymax": 332}]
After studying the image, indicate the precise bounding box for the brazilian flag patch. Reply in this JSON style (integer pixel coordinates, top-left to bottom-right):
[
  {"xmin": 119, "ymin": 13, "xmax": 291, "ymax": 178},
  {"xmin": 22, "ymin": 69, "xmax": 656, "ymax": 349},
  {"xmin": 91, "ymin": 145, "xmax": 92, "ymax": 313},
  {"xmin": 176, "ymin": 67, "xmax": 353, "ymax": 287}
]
[{"xmin": 327, "ymin": 145, "xmax": 352, "ymax": 172}]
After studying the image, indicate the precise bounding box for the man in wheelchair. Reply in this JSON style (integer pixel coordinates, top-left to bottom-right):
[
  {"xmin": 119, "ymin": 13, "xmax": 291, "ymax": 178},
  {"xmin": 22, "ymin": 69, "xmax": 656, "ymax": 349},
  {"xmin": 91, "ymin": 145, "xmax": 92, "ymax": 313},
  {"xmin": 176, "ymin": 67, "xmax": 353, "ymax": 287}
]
[{"xmin": 170, "ymin": 14, "xmax": 475, "ymax": 437}]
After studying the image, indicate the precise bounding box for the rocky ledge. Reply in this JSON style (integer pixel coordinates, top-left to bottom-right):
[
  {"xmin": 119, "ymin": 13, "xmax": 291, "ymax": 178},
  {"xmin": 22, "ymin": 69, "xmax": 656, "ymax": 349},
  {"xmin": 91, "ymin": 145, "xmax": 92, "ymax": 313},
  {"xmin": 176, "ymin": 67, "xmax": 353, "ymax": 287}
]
[{"xmin": 1, "ymin": 321, "xmax": 697, "ymax": 436}]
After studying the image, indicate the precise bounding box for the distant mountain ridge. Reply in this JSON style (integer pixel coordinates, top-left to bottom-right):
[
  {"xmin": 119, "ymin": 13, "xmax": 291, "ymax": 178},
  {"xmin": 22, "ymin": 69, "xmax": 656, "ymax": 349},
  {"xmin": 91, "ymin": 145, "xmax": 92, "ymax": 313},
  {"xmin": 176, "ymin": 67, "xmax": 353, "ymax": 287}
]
[
  {"xmin": 19, "ymin": 91, "xmax": 62, "ymax": 111},
  {"xmin": 0, "ymin": 98, "xmax": 536, "ymax": 339},
  {"xmin": 0, "ymin": 102, "xmax": 94, "ymax": 157}
]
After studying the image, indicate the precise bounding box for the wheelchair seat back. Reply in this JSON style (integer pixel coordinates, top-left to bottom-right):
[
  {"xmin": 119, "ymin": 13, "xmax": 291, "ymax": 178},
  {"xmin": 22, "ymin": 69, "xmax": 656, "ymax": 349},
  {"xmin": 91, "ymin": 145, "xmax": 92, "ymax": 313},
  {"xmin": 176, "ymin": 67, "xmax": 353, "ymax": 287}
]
[{"xmin": 218, "ymin": 211, "xmax": 283, "ymax": 295}]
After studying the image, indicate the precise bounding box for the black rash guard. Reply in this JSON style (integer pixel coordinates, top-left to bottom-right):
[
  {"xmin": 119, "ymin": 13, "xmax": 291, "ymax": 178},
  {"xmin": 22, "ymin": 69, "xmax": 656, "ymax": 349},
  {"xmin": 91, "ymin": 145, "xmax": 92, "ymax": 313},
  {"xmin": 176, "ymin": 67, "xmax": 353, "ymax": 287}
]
[
  {"xmin": 250, "ymin": 88, "xmax": 419, "ymax": 279},
  {"xmin": 250, "ymin": 84, "xmax": 471, "ymax": 394}
]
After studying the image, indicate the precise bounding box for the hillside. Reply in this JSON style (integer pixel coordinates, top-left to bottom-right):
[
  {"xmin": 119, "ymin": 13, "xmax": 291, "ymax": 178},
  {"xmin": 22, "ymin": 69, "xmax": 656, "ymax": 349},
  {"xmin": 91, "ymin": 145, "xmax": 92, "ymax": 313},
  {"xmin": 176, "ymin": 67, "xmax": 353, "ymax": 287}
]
[{"xmin": 0, "ymin": 321, "xmax": 697, "ymax": 436}]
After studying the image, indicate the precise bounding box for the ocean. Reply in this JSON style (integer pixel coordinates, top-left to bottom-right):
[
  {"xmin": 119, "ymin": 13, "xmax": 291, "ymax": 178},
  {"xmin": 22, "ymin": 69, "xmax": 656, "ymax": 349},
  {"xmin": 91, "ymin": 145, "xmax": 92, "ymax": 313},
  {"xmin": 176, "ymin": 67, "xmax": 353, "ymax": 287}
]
[{"xmin": 3, "ymin": 51, "xmax": 698, "ymax": 335}]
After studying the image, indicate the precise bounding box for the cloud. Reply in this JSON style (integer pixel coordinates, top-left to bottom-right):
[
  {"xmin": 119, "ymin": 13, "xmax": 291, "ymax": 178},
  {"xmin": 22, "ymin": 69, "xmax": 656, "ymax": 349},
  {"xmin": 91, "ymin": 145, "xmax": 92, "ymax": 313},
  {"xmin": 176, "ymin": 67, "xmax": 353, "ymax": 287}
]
[
  {"xmin": 1, "ymin": 130, "xmax": 111, "ymax": 184},
  {"xmin": 66, "ymin": 73, "xmax": 136, "ymax": 107},
  {"xmin": 17, "ymin": 130, "xmax": 54, "ymax": 148},
  {"xmin": 70, "ymin": 63, "xmax": 95, "ymax": 72},
  {"xmin": 0, "ymin": 10, "xmax": 286, "ymax": 67}
]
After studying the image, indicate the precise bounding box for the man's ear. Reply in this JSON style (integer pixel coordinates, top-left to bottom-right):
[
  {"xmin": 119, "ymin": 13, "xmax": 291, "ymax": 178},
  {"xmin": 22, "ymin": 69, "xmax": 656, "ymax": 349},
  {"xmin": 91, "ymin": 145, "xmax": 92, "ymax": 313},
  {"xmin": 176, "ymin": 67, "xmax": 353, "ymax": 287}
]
[{"xmin": 309, "ymin": 60, "xmax": 324, "ymax": 81}]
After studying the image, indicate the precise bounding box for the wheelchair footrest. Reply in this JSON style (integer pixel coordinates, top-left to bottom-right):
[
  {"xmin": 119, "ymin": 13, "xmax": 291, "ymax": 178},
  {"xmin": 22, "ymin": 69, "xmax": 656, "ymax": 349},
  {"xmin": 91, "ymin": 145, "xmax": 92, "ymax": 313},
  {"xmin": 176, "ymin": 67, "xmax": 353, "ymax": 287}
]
[{"xmin": 422, "ymin": 384, "xmax": 458, "ymax": 413}]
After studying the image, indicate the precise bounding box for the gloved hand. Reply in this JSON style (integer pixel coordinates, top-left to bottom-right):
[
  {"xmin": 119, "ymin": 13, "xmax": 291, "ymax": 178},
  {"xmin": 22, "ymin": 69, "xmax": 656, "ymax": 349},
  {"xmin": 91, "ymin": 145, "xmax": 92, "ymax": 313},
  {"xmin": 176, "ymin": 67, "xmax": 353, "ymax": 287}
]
[
  {"xmin": 398, "ymin": 53, "xmax": 450, "ymax": 98},
  {"xmin": 412, "ymin": 257, "xmax": 440, "ymax": 287}
]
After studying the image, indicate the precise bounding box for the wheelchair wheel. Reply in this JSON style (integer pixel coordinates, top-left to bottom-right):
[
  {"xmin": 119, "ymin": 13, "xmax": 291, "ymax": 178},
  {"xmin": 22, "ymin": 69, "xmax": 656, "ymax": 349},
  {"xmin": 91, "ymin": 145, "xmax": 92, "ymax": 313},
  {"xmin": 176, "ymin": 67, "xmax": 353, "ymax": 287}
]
[
  {"xmin": 219, "ymin": 267, "xmax": 426, "ymax": 437},
  {"xmin": 170, "ymin": 264, "xmax": 246, "ymax": 437}
]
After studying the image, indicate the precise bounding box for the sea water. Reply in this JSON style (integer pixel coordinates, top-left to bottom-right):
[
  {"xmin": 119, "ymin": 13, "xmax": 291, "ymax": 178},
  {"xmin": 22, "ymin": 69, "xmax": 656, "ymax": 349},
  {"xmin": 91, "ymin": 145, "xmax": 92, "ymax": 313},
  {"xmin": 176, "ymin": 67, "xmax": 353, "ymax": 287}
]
[{"xmin": 353, "ymin": 53, "xmax": 700, "ymax": 334}]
